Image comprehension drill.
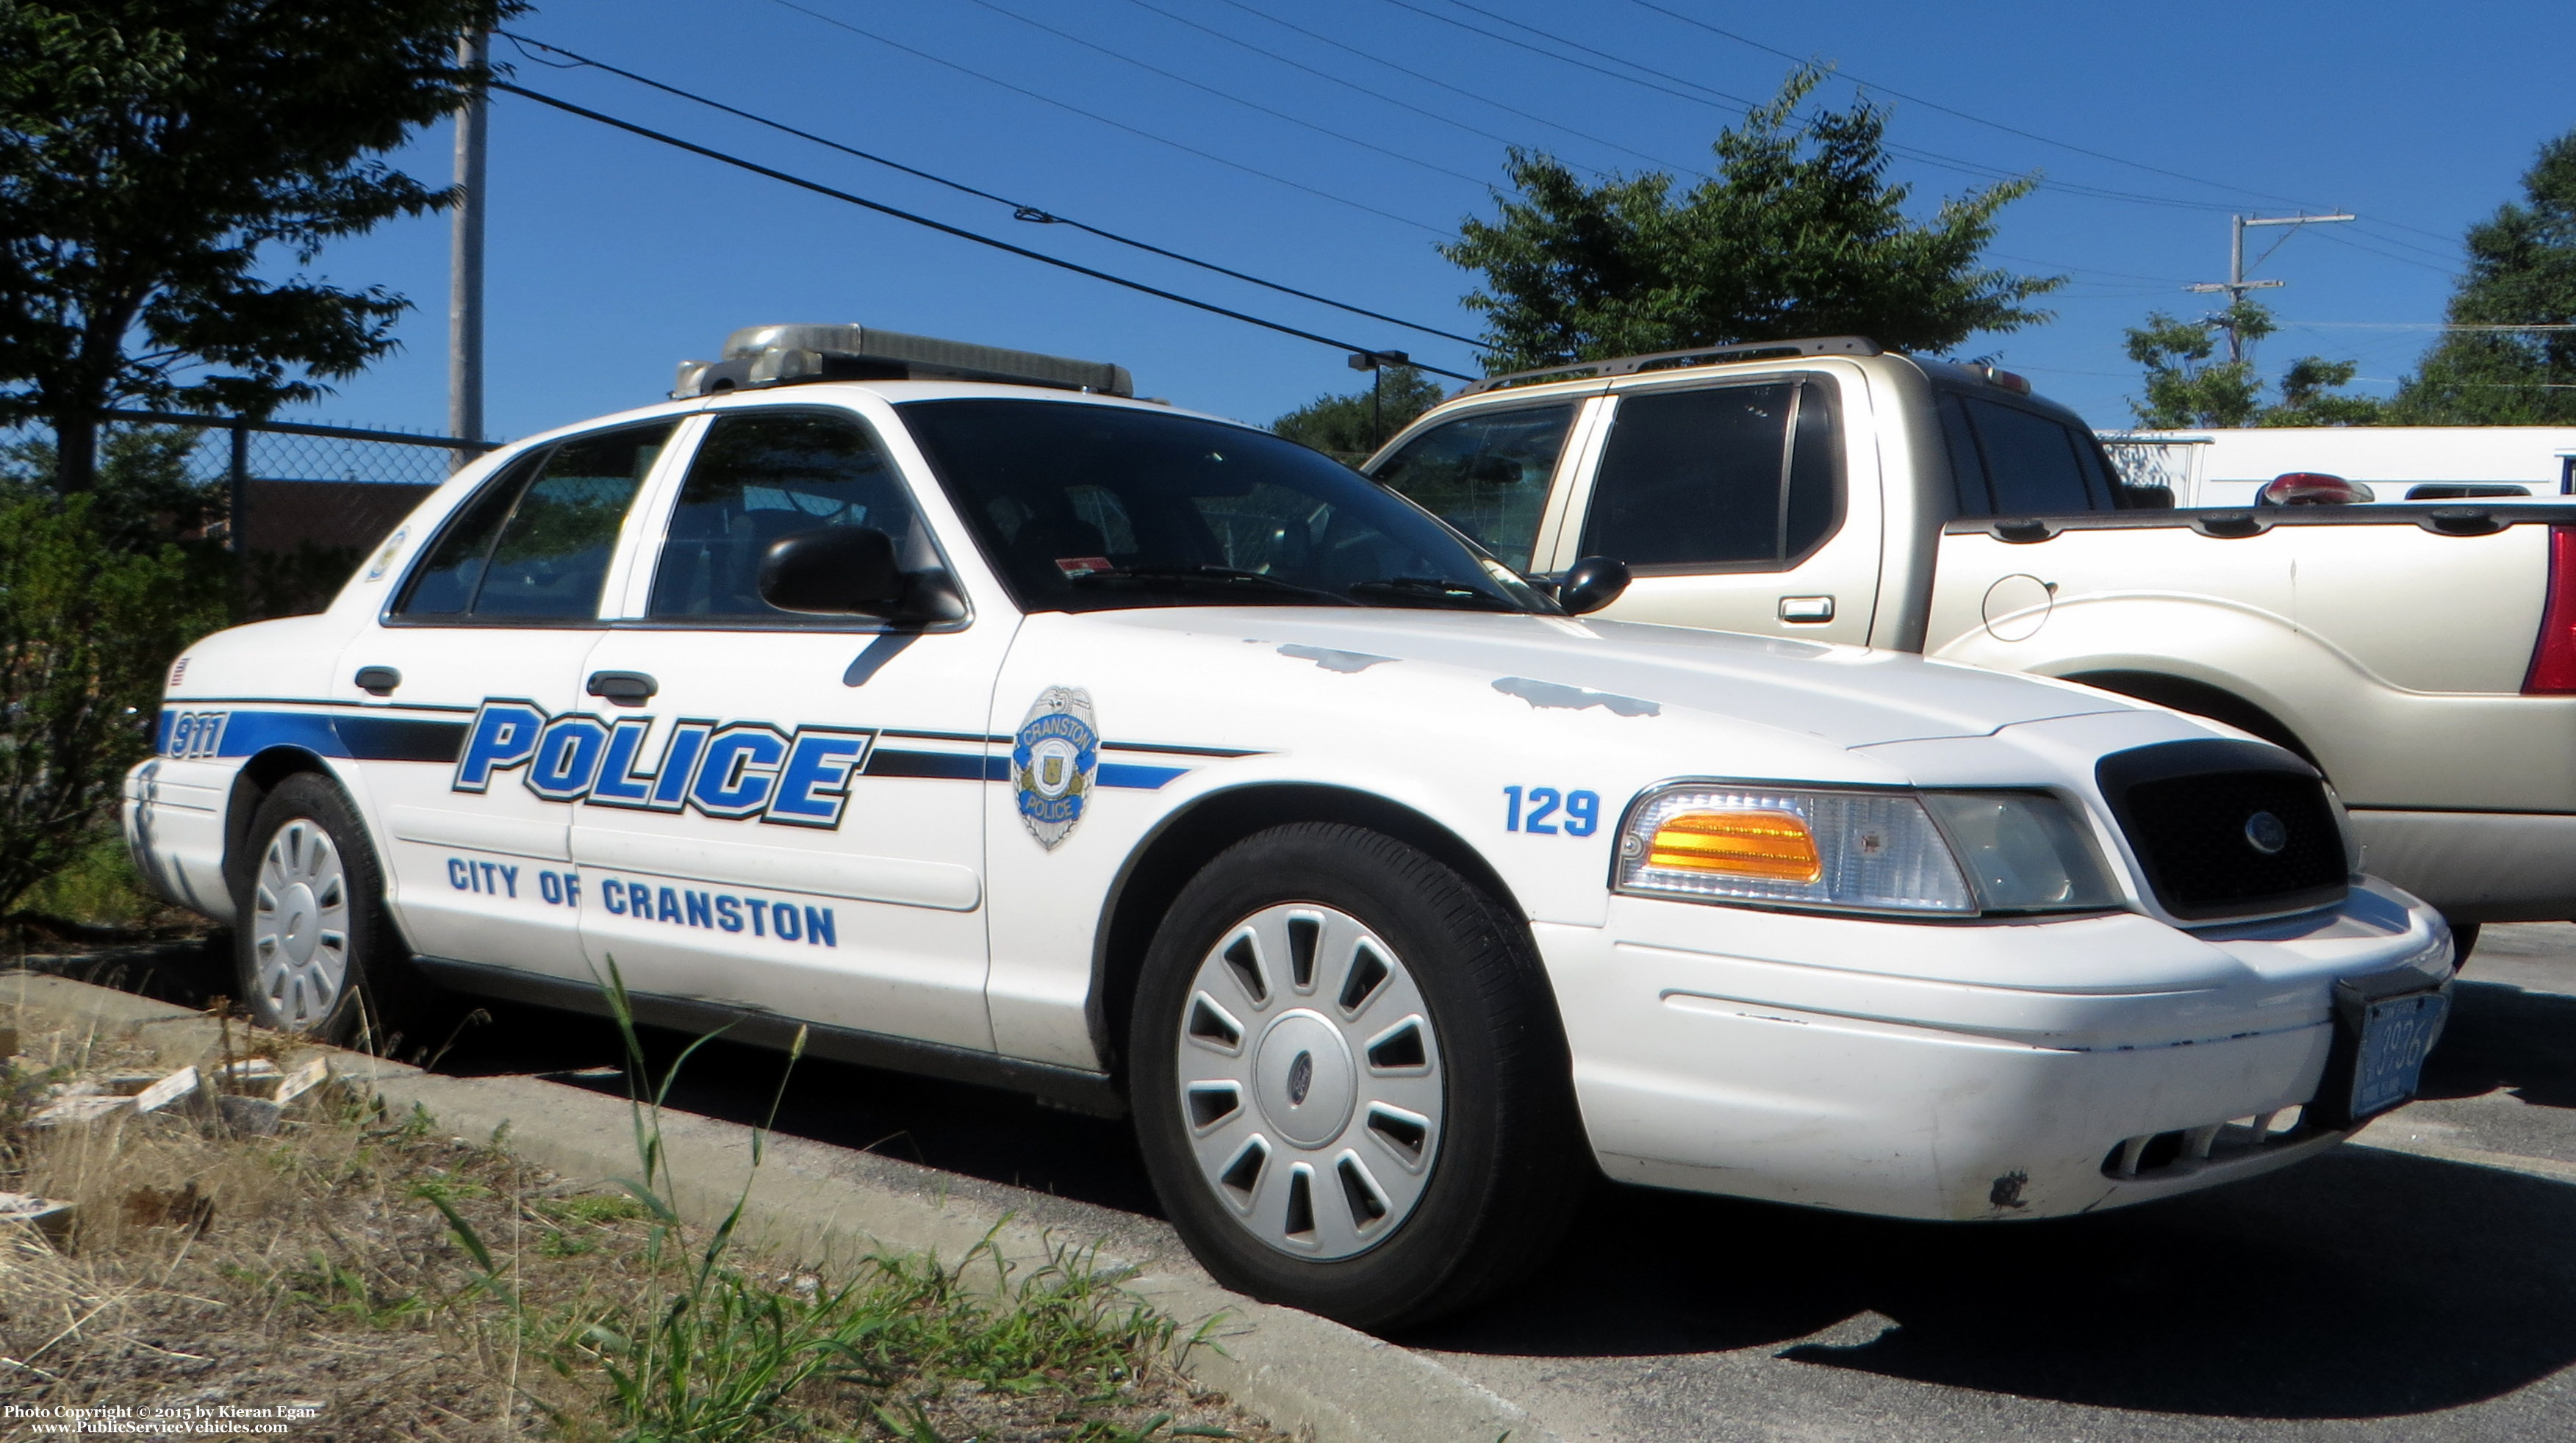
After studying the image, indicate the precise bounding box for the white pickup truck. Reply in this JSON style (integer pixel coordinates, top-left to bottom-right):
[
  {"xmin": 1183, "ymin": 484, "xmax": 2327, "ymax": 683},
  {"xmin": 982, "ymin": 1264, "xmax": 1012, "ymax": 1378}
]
[{"xmin": 1367, "ymin": 338, "xmax": 2576, "ymax": 939}]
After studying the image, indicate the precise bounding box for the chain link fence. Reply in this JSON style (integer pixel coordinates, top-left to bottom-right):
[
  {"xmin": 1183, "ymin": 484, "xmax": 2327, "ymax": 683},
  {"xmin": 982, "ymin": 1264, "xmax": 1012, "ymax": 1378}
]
[{"xmin": 101, "ymin": 410, "xmax": 498, "ymax": 616}]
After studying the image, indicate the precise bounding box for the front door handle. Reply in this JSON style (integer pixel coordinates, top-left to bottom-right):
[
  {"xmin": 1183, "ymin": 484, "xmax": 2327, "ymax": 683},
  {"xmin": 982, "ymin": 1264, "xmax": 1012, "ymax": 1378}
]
[
  {"xmin": 1778, "ymin": 595, "xmax": 1835, "ymax": 622},
  {"xmin": 354, "ymin": 665, "xmax": 401, "ymax": 696},
  {"xmin": 586, "ymin": 670, "xmax": 658, "ymax": 706}
]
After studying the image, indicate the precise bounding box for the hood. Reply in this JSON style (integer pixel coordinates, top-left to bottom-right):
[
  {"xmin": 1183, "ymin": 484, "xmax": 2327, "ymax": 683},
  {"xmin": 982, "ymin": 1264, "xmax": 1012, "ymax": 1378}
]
[{"xmin": 1088, "ymin": 608, "xmax": 2136, "ymax": 751}]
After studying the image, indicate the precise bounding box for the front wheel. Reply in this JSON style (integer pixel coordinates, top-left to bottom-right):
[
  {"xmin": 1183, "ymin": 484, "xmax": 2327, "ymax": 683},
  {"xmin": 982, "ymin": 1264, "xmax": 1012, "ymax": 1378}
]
[
  {"xmin": 1129, "ymin": 823, "xmax": 1587, "ymax": 1329},
  {"xmin": 233, "ymin": 772, "xmax": 445, "ymax": 1048}
]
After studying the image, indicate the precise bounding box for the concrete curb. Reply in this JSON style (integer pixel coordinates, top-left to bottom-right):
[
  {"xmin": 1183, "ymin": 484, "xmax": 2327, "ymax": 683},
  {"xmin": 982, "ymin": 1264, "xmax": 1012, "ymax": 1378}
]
[{"xmin": 4, "ymin": 974, "xmax": 1554, "ymax": 1443}]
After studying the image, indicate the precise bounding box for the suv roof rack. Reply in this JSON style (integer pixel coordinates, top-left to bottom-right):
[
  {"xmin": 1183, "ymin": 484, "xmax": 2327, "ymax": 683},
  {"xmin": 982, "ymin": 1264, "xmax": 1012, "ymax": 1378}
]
[
  {"xmin": 1460, "ymin": 335, "xmax": 1883, "ymax": 395},
  {"xmin": 674, "ymin": 324, "xmax": 1133, "ymax": 400}
]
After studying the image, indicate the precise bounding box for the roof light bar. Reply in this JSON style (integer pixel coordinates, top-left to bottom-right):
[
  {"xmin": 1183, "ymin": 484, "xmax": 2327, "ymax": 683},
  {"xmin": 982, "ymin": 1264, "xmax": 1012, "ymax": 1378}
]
[{"xmin": 673, "ymin": 324, "xmax": 1133, "ymax": 399}]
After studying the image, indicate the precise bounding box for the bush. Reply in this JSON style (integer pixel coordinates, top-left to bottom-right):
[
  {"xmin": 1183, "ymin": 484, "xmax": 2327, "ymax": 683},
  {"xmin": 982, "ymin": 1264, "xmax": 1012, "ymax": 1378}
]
[{"xmin": 0, "ymin": 490, "xmax": 231, "ymax": 915}]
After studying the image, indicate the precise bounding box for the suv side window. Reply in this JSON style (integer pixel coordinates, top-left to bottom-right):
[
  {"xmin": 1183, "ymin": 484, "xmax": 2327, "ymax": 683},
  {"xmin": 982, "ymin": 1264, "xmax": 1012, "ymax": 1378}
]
[
  {"xmin": 1579, "ymin": 378, "xmax": 1841, "ymax": 571},
  {"xmin": 647, "ymin": 410, "xmax": 922, "ymax": 622},
  {"xmin": 1942, "ymin": 394, "xmax": 2110, "ymax": 516},
  {"xmin": 395, "ymin": 422, "xmax": 672, "ymax": 622},
  {"xmin": 1368, "ymin": 403, "xmax": 1575, "ymax": 572}
]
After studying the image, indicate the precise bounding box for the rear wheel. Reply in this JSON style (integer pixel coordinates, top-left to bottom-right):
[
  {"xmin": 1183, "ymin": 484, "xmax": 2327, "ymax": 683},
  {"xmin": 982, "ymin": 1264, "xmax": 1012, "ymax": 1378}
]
[
  {"xmin": 233, "ymin": 773, "xmax": 446, "ymax": 1048},
  {"xmin": 1129, "ymin": 823, "xmax": 1587, "ymax": 1329}
]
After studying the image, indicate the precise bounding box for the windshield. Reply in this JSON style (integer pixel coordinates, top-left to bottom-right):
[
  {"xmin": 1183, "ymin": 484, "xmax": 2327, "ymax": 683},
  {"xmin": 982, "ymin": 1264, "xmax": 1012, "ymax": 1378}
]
[{"xmin": 898, "ymin": 399, "xmax": 1551, "ymax": 614}]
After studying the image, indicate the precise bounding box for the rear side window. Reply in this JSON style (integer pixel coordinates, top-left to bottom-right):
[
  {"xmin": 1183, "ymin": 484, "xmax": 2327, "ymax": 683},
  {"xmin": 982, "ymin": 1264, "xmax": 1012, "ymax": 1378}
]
[
  {"xmin": 1942, "ymin": 395, "xmax": 2110, "ymax": 516},
  {"xmin": 395, "ymin": 422, "xmax": 672, "ymax": 622},
  {"xmin": 647, "ymin": 411, "xmax": 923, "ymax": 622},
  {"xmin": 1579, "ymin": 379, "xmax": 1842, "ymax": 571},
  {"xmin": 1368, "ymin": 403, "xmax": 1575, "ymax": 572}
]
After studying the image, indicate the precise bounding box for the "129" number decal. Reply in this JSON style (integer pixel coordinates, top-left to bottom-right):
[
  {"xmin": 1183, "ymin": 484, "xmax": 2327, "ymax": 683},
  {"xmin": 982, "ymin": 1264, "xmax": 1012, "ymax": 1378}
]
[{"xmin": 1504, "ymin": 786, "xmax": 1599, "ymax": 836}]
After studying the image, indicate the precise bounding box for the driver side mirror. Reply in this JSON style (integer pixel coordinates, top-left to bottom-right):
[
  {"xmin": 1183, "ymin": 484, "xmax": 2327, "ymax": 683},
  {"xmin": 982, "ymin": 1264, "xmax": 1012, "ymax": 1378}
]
[
  {"xmin": 758, "ymin": 527, "xmax": 907, "ymax": 615},
  {"xmin": 1558, "ymin": 555, "xmax": 1631, "ymax": 615}
]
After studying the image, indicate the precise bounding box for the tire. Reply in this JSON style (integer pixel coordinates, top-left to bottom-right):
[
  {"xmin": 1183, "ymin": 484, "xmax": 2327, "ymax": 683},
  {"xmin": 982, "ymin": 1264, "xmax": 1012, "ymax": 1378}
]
[
  {"xmin": 1128, "ymin": 822, "xmax": 1588, "ymax": 1329},
  {"xmin": 232, "ymin": 772, "xmax": 448, "ymax": 1049}
]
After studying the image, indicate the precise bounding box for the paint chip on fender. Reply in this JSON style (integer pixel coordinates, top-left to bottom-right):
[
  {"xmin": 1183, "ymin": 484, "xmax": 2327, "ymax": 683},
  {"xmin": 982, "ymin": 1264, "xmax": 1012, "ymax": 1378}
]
[
  {"xmin": 1277, "ymin": 644, "xmax": 1398, "ymax": 673},
  {"xmin": 1493, "ymin": 677, "xmax": 1660, "ymax": 716}
]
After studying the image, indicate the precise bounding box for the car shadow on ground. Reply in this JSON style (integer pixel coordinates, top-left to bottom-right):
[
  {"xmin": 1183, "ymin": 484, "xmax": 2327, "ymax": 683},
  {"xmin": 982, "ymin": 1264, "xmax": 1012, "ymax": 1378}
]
[
  {"xmin": 2419, "ymin": 979, "xmax": 2576, "ymax": 1109},
  {"xmin": 1406, "ymin": 1147, "xmax": 2576, "ymax": 1418}
]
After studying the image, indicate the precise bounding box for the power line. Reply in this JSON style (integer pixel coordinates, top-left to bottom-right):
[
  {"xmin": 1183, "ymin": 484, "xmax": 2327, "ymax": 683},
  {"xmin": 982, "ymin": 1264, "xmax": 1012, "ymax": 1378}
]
[
  {"xmin": 1381, "ymin": 0, "xmax": 2322, "ymax": 215},
  {"xmin": 1113, "ymin": 0, "xmax": 1553, "ymax": 165},
  {"xmin": 761, "ymin": 0, "xmax": 1456, "ymax": 238},
  {"xmin": 1622, "ymin": 1, "xmax": 2470, "ymax": 255},
  {"xmin": 491, "ymin": 82, "xmax": 1480, "ymax": 381},
  {"xmin": 957, "ymin": 0, "xmax": 1496, "ymax": 189},
  {"xmin": 496, "ymin": 31, "xmax": 1486, "ymax": 350},
  {"xmin": 1210, "ymin": 0, "xmax": 1711, "ymax": 177}
]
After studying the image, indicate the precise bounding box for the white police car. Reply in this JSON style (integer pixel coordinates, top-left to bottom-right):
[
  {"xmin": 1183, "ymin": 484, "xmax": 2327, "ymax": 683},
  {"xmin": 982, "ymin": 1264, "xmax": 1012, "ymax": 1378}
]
[{"xmin": 126, "ymin": 325, "xmax": 2454, "ymax": 1328}]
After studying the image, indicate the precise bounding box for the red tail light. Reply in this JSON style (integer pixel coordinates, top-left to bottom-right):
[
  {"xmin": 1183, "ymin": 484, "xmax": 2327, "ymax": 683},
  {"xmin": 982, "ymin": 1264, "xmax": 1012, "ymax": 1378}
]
[{"xmin": 2525, "ymin": 526, "xmax": 2576, "ymax": 694}]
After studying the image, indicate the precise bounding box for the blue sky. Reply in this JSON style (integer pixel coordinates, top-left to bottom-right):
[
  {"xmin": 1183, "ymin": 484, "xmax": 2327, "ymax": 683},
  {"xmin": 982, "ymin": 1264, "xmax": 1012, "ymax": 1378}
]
[{"xmin": 276, "ymin": 0, "xmax": 2576, "ymax": 442}]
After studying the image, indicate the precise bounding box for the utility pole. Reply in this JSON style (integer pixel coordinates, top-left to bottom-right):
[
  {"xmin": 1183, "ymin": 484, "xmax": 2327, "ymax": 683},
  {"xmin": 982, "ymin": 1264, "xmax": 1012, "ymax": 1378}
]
[
  {"xmin": 1348, "ymin": 349, "xmax": 1409, "ymax": 447},
  {"xmin": 448, "ymin": 29, "xmax": 489, "ymax": 458},
  {"xmin": 2186, "ymin": 212, "xmax": 2356, "ymax": 364}
]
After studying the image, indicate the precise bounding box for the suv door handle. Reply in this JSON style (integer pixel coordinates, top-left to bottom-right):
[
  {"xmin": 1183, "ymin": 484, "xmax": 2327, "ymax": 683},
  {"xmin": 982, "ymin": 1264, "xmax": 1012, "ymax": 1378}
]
[
  {"xmin": 1778, "ymin": 595, "xmax": 1835, "ymax": 622},
  {"xmin": 586, "ymin": 670, "xmax": 658, "ymax": 705},
  {"xmin": 354, "ymin": 666, "xmax": 401, "ymax": 696}
]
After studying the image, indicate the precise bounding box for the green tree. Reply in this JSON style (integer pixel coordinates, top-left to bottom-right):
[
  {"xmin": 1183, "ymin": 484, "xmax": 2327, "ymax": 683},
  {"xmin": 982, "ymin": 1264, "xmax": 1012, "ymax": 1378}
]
[
  {"xmin": 1441, "ymin": 67, "xmax": 2063, "ymax": 372},
  {"xmin": 2392, "ymin": 129, "xmax": 2576, "ymax": 424},
  {"xmin": 2125, "ymin": 299, "xmax": 2383, "ymax": 428},
  {"xmin": 1271, "ymin": 366, "xmax": 1449, "ymax": 461},
  {"xmin": 0, "ymin": 0, "xmax": 520, "ymax": 493},
  {"xmin": 0, "ymin": 487, "xmax": 230, "ymax": 915}
]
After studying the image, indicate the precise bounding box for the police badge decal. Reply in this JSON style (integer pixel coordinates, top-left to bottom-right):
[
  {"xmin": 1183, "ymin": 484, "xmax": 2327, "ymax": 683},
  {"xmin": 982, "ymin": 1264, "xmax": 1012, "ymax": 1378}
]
[{"xmin": 1013, "ymin": 686, "xmax": 1099, "ymax": 849}]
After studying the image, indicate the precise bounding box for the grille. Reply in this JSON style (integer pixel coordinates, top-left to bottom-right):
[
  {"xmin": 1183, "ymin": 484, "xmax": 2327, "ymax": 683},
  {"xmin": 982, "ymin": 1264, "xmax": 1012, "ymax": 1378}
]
[{"xmin": 2098, "ymin": 741, "xmax": 2346, "ymax": 921}]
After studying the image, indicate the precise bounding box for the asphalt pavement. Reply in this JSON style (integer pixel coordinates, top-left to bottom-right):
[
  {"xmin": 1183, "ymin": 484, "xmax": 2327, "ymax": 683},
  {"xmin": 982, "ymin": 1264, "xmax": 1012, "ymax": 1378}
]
[{"xmin": 43, "ymin": 924, "xmax": 2576, "ymax": 1442}]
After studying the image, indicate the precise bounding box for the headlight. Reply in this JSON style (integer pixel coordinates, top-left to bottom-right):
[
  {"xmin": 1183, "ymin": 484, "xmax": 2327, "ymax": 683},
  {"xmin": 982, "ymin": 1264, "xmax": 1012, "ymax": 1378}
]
[{"xmin": 1615, "ymin": 785, "xmax": 2122, "ymax": 917}]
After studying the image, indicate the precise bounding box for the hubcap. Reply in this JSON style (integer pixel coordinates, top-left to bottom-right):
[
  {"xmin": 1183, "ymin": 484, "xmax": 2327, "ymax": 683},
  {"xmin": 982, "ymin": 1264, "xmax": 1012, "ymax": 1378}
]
[
  {"xmin": 251, "ymin": 818, "xmax": 351, "ymax": 1031},
  {"xmin": 1175, "ymin": 902, "xmax": 1443, "ymax": 1260}
]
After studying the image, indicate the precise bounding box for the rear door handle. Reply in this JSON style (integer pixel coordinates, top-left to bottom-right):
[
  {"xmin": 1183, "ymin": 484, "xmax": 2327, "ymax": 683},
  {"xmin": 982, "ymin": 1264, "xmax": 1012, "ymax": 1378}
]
[
  {"xmin": 354, "ymin": 666, "xmax": 401, "ymax": 696},
  {"xmin": 1778, "ymin": 595, "xmax": 1835, "ymax": 622},
  {"xmin": 586, "ymin": 670, "xmax": 658, "ymax": 706}
]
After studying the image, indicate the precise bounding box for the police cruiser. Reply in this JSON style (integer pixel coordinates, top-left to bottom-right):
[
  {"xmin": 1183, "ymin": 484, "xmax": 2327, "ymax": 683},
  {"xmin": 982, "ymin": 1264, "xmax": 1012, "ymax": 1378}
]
[{"xmin": 126, "ymin": 325, "xmax": 2454, "ymax": 1328}]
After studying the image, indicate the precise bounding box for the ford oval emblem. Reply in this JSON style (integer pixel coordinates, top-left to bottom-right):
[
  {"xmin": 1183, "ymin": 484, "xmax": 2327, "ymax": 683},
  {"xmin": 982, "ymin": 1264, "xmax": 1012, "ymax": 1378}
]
[
  {"xmin": 2244, "ymin": 810, "xmax": 2289, "ymax": 855},
  {"xmin": 1287, "ymin": 1051, "xmax": 1313, "ymax": 1106}
]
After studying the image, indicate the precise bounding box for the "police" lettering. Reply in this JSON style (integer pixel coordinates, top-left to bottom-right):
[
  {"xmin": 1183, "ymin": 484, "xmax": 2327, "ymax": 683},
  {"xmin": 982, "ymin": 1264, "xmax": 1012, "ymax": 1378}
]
[{"xmin": 452, "ymin": 701, "xmax": 874, "ymax": 830}]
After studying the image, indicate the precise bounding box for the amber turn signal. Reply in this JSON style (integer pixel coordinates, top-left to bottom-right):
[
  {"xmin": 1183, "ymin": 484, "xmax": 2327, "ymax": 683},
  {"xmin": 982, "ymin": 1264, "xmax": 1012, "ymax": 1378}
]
[{"xmin": 1647, "ymin": 810, "xmax": 1823, "ymax": 882}]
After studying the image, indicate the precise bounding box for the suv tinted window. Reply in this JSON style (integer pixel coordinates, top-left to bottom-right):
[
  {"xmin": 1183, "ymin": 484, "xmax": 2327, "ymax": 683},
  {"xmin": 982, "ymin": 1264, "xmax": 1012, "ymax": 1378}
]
[
  {"xmin": 1579, "ymin": 379, "xmax": 1841, "ymax": 570},
  {"xmin": 395, "ymin": 422, "xmax": 671, "ymax": 622},
  {"xmin": 1942, "ymin": 395, "xmax": 2110, "ymax": 516},
  {"xmin": 647, "ymin": 411, "xmax": 924, "ymax": 622},
  {"xmin": 1368, "ymin": 403, "xmax": 1574, "ymax": 572}
]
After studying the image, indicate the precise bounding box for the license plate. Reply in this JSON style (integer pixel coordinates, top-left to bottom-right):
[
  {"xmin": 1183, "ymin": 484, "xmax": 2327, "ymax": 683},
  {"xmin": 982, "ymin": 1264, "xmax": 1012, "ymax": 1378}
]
[{"xmin": 2349, "ymin": 989, "xmax": 2448, "ymax": 1120}]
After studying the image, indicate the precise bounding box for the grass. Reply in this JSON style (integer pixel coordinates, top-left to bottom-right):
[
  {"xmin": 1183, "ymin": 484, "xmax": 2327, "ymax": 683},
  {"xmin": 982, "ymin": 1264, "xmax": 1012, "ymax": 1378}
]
[{"xmin": 0, "ymin": 979, "xmax": 1276, "ymax": 1442}]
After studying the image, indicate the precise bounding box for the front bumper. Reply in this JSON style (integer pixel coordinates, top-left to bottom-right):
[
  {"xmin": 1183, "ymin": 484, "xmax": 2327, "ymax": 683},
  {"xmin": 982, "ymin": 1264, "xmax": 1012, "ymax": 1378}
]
[{"xmin": 1540, "ymin": 877, "xmax": 2451, "ymax": 1220}]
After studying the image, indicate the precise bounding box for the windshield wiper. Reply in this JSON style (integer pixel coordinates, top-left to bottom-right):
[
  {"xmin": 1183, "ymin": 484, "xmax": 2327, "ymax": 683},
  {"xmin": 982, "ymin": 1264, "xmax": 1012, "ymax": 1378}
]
[
  {"xmin": 1346, "ymin": 575, "xmax": 1523, "ymax": 611},
  {"xmin": 1069, "ymin": 564, "xmax": 1356, "ymax": 605}
]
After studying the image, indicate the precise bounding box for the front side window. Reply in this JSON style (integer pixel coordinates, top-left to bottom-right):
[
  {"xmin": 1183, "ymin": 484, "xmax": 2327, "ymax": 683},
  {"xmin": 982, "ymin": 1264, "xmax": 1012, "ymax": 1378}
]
[
  {"xmin": 395, "ymin": 422, "xmax": 672, "ymax": 622},
  {"xmin": 1942, "ymin": 394, "xmax": 2112, "ymax": 516},
  {"xmin": 1368, "ymin": 403, "xmax": 1575, "ymax": 572},
  {"xmin": 1579, "ymin": 379, "xmax": 1843, "ymax": 571},
  {"xmin": 647, "ymin": 410, "xmax": 926, "ymax": 622},
  {"xmin": 898, "ymin": 399, "xmax": 1549, "ymax": 614}
]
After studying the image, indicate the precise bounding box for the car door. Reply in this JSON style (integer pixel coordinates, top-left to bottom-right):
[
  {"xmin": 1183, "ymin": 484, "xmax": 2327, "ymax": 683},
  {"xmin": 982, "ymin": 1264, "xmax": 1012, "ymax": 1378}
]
[
  {"xmin": 331, "ymin": 420, "xmax": 678, "ymax": 984},
  {"xmin": 1551, "ymin": 375, "xmax": 1880, "ymax": 643},
  {"xmin": 570, "ymin": 403, "xmax": 1008, "ymax": 1053}
]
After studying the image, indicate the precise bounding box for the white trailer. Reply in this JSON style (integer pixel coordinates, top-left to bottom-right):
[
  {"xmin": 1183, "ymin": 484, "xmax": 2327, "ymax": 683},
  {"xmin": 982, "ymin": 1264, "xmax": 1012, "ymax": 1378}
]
[{"xmin": 2100, "ymin": 427, "xmax": 2576, "ymax": 507}]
